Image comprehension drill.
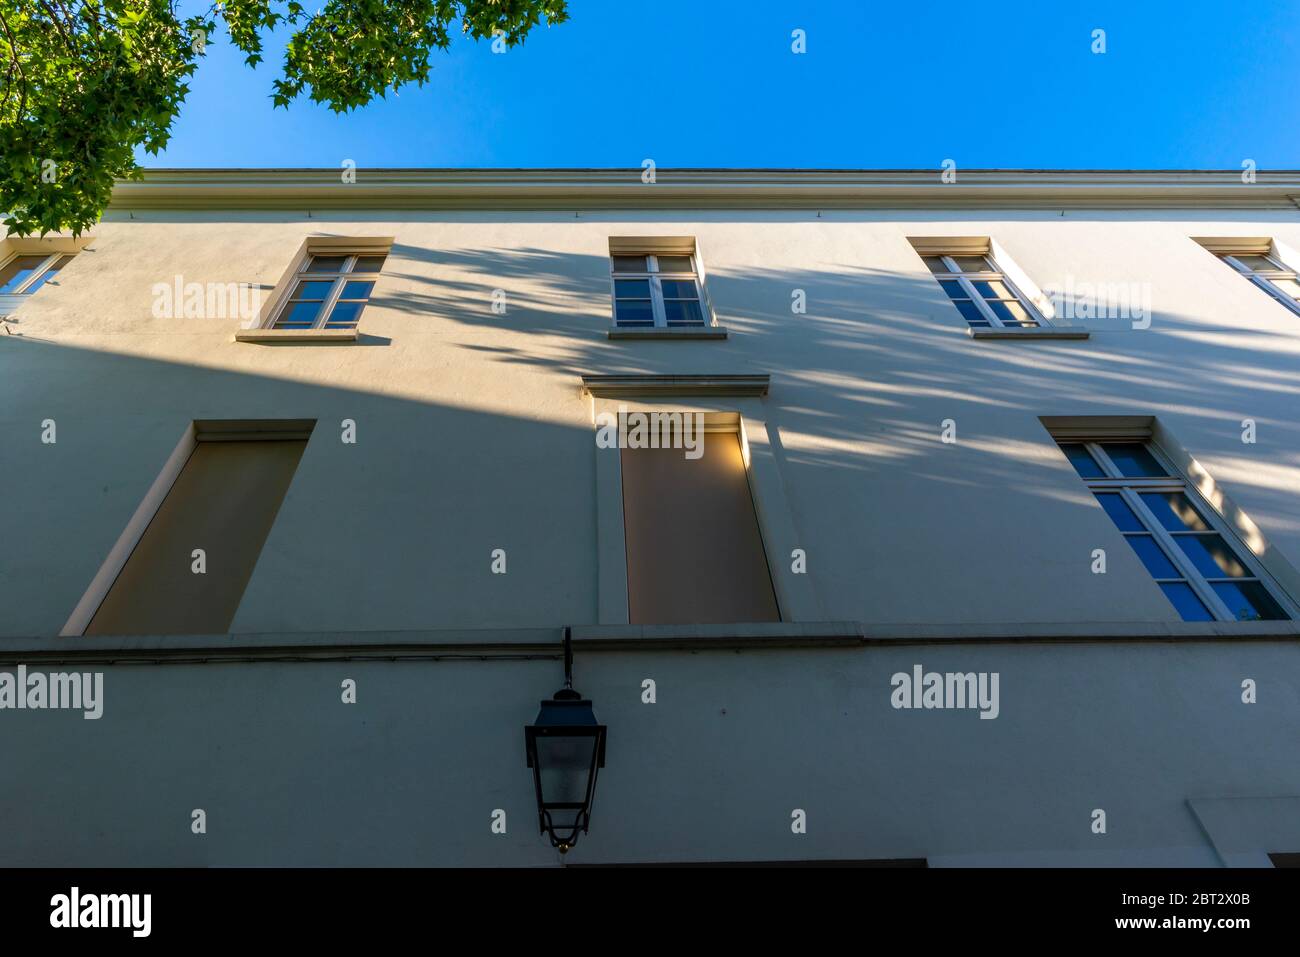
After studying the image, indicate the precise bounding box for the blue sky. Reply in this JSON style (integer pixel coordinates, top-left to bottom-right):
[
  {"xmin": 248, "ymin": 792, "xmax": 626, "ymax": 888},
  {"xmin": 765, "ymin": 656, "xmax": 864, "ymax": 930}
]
[{"xmin": 148, "ymin": 0, "xmax": 1300, "ymax": 169}]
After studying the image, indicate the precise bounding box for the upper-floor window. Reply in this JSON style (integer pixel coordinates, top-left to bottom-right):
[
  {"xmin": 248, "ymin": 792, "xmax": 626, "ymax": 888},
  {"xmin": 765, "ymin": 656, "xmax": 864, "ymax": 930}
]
[
  {"xmin": 610, "ymin": 252, "xmax": 705, "ymax": 328},
  {"xmin": 1057, "ymin": 439, "xmax": 1291, "ymax": 622},
  {"xmin": 1215, "ymin": 250, "xmax": 1300, "ymax": 317},
  {"xmin": 922, "ymin": 253, "xmax": 1043, "ymax": 329},
  {"xmin": 0, "ymin": 252, "xmax": 74, "ymax": 297},
  {"xmin": 272, "ymin": 252, "xmax": 386, "ymax": 330}
]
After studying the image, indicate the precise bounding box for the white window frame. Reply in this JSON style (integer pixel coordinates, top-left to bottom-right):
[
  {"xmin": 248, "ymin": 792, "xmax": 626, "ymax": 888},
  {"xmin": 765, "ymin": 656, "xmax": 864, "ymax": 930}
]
[
  {"xmin": 926, "ymin": 253, "xmax": 1045, "ymax": 328},
  {"xmin": 271, "ymin": 252, "xmax": 384, "ymax": 331},
  {"xmin": 0, "ymin": 252, "xmax": 70, "ymax": 296},
  {"xmin": 609, "ymin": 253, "xmax": 706, "ymax": 329},
  {"xmin": 1218, "ymin": 252, "xmax": 1300, "ymax": 318},
  {"xmin": 1068, "ymin": 440, "xmax": 1295, "ymax": 622}
]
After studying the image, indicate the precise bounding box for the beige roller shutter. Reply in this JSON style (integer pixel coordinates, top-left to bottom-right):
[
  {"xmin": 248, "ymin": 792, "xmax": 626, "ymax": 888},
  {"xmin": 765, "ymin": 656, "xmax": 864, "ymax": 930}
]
[
  {"xmin": 621, "ymin": 430, "xmax": 779, "ymax": 624},
  {"xmin": 85, "ymin": 438, "xmax": 307, "ymax": 635}
]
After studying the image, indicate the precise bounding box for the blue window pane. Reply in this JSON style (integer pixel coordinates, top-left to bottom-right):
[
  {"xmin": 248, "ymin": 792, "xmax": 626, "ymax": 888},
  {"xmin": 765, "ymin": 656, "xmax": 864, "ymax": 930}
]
[
  {"xmin": 1125, "ymin": 534, "xmax": 1180, "ymax": 578},
  {"xmin": 1061, "ymin": 443, "xmax": 1104, "ymax": 478},
  {"xmin": 1212, "ymin": 581, "xmax": 1289, "ymax": 621},
  {"xmin": 20, "ymin": 270, "xmax": 54, "ymax": 294},
  {"xmin": 0, "ymin": 255, "xmax": 48, "ymax": 294},
  {"xmin": 1095, "ymin": 493, "xmax": 1144, "ymax": 531},
  {"xmin": 20, "ymin": 256, "xmax": 70, "ymax": 294},
  {"xmin": 614, "ymin": 279, "xmax": 651, "ymax": 298},
  {"xmin": 292, "ymin": 281, "xmax": 335, "ymax": 300},
  {"xmin": 937, "ymin": 279, "xmax": 964, "ymax": 301},
  {"xmin": 659, "ymin": 279, "xmax": 698, "ymax": 299},
  {"xmin": 1160, "ymin": 583, "xmax": 1214, "ymax": 621},
  {"xmin": 1101, "ymin": 443, "xmax": 1168, "ymax": 477},
  {"xmin": 1139, "ymin": 492, "xmax": 1209, "ymax": 531},
  {"xmin": 324, "ymin": 302, "xmax": 364, "ymax": 328},
  {"xmin": 615, "ymin": 300, "xmax": 654, "ymax": 326},
  {"xmin": 663, "ymin": 300, "xmax": 704, "ymax": 325},
  {"xmin": 953, "ymin": 300, "xmax": 988, "ymax": 326},
  {"xmin": 340, "ymin": 281, "xmax": 374, "ymax": 300},
  {"xmin": 275, "ymin": 301, "xmax": 322, "ymax": 328},
  {"xmin": 970, "ymin": 280, "xmax": 1015, "ymax": 299},
  {"xmin": 987, "ymin": 300, "xmax": 1036, "ymax": 326},
  {"xmin": 1175, "ymin": 534, "xmax": 1249, "ymax": 578}
]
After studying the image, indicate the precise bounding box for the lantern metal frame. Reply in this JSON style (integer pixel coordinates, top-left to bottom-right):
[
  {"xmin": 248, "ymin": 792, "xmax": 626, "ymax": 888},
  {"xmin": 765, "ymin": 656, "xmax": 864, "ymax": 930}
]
[{"xmin": 524, "ymin": 628, "xmax": 607, "ymax": 853}]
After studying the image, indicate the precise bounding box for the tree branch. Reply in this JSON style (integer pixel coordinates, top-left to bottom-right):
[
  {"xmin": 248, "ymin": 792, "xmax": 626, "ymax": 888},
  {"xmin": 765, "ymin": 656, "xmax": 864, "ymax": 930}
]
[
  {"xmin": 37, "ymin": 1, "xmax": 78, "ymax": 53},
  {"xmin": 76, "ymin": 0, "xmax": 102, "ymax": 38},
  {"xmin": 0, "ymin": 9, "xmax": 28, "ymax": 119},
  {"xmin": 1, "ymin": 60, "xmax": 15, "ymax": 115},
  {"xmin": 48, "ymin": 0, "xmax": 78, "ymax": 31}
]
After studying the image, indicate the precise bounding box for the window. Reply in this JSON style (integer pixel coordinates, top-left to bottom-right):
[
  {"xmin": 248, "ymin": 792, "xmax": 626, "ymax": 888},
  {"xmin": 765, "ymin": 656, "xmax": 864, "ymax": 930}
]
[
  {"xmin": 610, "ymin": 253, "xmax": 706, "ymax": 328},
  {"xmin": 922, "ymin": 253, "xmax": 1043, "ymax": 328},
  {"xmin": 0, "ymin": 252, "xmax": 74, "ymax": 297},
  {"xmin": 82, "ymin": 422, "xmax": 314, "ymax": 636},
  {"xmin": 1057, "ymin": 440, "xmax": 1291, "ymax": 622},
  {"xmin": 1214, "ymin": 250, "xmax": 1300, "ymax": 317},
  {"xmin": 620, "ymin": 429, "xmax": 779, "ymax": 624},
  {"xmin": 272, "ymin": 252, "xmax": 386, "ymax": 330}
]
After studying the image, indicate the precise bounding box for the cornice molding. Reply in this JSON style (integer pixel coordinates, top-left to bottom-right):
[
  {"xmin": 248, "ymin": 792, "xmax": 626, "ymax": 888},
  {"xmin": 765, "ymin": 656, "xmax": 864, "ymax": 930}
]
[{"xmin": 107, "ymin": 169, "xmax": 1300, "ymax": 212}]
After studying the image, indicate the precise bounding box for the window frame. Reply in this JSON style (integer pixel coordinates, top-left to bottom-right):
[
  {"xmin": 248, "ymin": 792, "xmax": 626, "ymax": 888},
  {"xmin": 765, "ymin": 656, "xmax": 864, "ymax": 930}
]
[
  {"xmin": 1065, "ymin": 439, "xmax": 1295, "ymax": 622},
  {"xmin": 609, "ymin": 252, "xmax": 707, "ymax": 329},
  {"xmin": 1218, "ymin": 252, "xmax": 1300, "ymax": 318},
  {"xmin": 0, "ymin": 252, "xmax": 72, "ymax": 297},
  {"xmin": 271, "ymin": 252, "xmax": 384, "ymax": 331},
  {"xmin": 924, "ymin": 253, "xmax": 1045, "ymax": 329}
]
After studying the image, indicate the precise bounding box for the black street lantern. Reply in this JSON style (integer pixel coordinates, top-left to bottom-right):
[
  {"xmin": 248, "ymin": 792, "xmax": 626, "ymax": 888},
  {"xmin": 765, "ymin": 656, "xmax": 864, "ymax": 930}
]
[{"xmin": 525, "ymin": 628, "xmax": 606, "ymax": 853}]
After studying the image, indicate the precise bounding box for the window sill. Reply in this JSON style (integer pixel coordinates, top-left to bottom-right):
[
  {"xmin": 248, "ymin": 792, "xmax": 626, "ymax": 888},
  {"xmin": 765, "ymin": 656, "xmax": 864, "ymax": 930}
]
[
  {"xmin": 235, "ymin": 328, "xmax": 358, "ymax": 343},
  {"xmin": 608, "ymin": 326, "xmax": 728, "ymax": 340},
  {"xmin": 582, "ymin": 374, "xmax": 770, "ymax": 397},
  {"xmin": 968, "ymin": 326, "xmax": 1089, "ymax": 340}
]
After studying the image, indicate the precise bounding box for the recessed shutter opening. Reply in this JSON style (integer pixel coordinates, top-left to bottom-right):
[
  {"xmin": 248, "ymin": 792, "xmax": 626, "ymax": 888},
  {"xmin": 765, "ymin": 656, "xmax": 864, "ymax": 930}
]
[
  {"xmin": 621, "ymin": 430, "xmax": 779, "ymax": 625},
  {"xmin": 85, "ymin": 437, "xmax": 308, "ymax": 635}
]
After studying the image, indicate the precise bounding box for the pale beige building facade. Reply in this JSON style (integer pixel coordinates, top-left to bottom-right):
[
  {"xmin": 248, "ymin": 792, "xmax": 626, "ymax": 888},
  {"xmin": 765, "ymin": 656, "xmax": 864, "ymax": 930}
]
[{"xmin": 2, "ymin": 170, "xmax": 1299, "ymax": 865}]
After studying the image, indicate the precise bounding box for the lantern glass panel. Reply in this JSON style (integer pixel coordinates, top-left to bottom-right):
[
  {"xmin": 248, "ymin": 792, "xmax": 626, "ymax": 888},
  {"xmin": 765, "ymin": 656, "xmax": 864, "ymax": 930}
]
[{"xmin": 537, "ymin": 735, "xmax": 596, "ymax": 807}]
